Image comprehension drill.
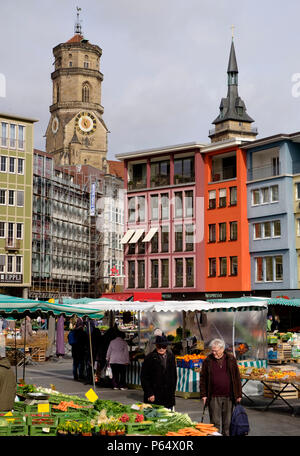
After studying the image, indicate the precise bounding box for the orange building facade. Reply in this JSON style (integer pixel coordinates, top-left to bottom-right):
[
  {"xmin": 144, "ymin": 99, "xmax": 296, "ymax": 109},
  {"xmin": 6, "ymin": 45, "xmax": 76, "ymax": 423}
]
[{"xmin": 202, "ymin": 141, "xmax": 251, "ymax": 293}]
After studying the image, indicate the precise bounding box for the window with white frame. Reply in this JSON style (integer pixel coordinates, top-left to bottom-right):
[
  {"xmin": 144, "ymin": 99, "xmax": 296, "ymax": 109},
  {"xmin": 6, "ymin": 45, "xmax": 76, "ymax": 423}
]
[
  {"xmin": 0, "ymin": 156, "xmax": 6, "ymax": 172},
  {"xmin": 7, "ymin": 255, "xmax": 13, "ymax": 273},
  {"xmin": 253, "ymin": 220, "xmax": 281, "ymax": 239},
  {"xmin": 8, "ymin": 190, "xmax": 14, "ymax": 206},
  {"xmin": 9, "ymin": 157, "xmax": 15, "ymax": 173},
  {"xmin": 16, "ymin": 223, "xmax": 23, "ymax": 239},
  {"xmin": 252, "ymin": 185, "xmax": 279, "ymax": 206},
  {"xmin": 255, "ymin": 255, "xmax": 283, "ymax": 282},
  {"xmin": 18, "ymin": 125, "xmax": 25, "ymax": 149},
  {"xmin": 1, "ymin": 122, "xmax": 7, "ymax": 147},
  {"xmin": 17, "ymin": 158, "xmax": 24, "ymax": 174},
  {"xmin": 209, "ymin": 190, "xmax": 216, "ymax": 209},
  {"xmin": 0, "ymin": 255, "xmax": 5, "ymax": 272},
  {"xmin": 16, "ymin": 256, "xmax": 22, "ymax": 273},
  {"xmin": 219, "ymin": 188, "xmax": 227, "ymax": 208},
  {"xmin": 17, "ymin": 191, "xmax": 24, "ymax": 207},
  {"xmin": 0, "ymin": 190, "xmax": 5, "ymax": 205},
  {"xmin": 0, "ymin": 222, "xmax": 5, "ymax": 238},
  {"xmin": 9, "ymin": 124, "xmax": 16, "ymax": 148}
]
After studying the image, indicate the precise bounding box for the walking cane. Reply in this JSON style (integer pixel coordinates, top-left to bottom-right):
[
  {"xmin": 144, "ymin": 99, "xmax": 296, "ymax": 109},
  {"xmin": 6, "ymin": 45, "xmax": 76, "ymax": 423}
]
[{"xmin": 201, "ymin": 401, "xmax": 207, "ymax": 423}]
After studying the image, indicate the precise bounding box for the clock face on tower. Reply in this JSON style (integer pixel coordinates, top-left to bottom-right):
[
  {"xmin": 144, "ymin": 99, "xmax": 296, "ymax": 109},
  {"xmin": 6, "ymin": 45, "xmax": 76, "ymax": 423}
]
[
  {"xmin": 51, "ymin": 116, "xmax": 59, "ymax": 134},
  {"xmin": 75, "ymin": 112, "xmax": 97, "ymax": 135}
]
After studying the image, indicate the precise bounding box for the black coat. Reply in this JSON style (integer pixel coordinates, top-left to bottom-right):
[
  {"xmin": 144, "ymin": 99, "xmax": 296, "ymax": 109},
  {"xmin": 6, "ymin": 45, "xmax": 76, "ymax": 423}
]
[
  {"xmin": 71, "ymin": 328, "xmax": 88, "ymax": 360},
  {"xmin": 141, "ymin": 349, "xmax": 177, "ymax": 408}
]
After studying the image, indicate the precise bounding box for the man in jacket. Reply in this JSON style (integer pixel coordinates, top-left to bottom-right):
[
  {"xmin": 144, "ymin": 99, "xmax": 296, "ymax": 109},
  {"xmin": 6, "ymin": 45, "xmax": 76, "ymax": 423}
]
[
  {"xmin": 141, "ymin": 334, "xmax": 177, "ymax": 410},
  {"xmin": 0, "ymin": 356, "xmax": 16, "ymax": 411},
  {"xmin": 200, "ymin": 338, "xmax": 242, "ymax": 436}
]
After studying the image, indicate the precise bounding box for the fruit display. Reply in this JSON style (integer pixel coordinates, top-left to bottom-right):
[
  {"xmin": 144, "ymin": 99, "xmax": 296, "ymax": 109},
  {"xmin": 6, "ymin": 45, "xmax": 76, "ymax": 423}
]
[{"xmin": 239, "ymin": 366, "xmax": 300, "ymax": 382}]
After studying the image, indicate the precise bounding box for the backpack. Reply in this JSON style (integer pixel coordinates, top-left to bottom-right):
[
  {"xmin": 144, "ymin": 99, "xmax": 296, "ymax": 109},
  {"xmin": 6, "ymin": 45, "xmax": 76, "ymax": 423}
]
[
  {"xmin": 68, "ymin": 330, "xmax": 77, "ymax": 346},
  {"xmin": 230, "ymin": 404, "xmax": 249, "ymax": 436}
]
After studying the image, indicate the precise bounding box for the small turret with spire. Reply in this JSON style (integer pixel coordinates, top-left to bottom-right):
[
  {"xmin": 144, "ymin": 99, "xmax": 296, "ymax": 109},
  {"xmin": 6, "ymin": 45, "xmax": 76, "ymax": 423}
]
[{"xmin": 209, "ymin": 34, "xmax": 257, "ymax": 143}]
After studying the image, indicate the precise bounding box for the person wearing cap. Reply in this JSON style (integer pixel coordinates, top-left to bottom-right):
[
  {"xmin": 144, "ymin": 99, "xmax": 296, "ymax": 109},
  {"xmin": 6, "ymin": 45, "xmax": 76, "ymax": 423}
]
[{"xmin": 141, "ymin": 334, "xmax": 177, "ymax": 410}]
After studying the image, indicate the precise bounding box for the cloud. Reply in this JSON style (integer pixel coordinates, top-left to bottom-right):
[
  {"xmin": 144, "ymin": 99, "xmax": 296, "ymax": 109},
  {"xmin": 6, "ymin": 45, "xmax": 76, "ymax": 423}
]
[{"xmin": 1, "ymin": 0, "xmax": 300, "ymax": 158}]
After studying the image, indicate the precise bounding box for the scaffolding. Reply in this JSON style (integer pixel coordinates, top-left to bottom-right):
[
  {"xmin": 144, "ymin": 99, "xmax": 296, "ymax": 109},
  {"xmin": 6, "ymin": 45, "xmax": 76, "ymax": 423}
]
[{"xmin": 30, "ymin": 152, "xmax": 104, "ymax": 300}]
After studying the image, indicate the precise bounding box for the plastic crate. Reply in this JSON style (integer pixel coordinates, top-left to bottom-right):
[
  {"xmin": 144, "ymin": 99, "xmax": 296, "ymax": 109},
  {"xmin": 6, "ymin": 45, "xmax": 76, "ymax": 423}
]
[
  {"xmin": 27, "ymin": 414, "xmax": 58, "ymax": 427},
  {"xmin": 27, "ymin": 415, "xmax": 58, "ymax": 436},
  {"xmin": 0, "ymin": 416, "xmax": 28, "ymax": 436},
  {"xmin": 125, "ymin": 422, "xmax": 153, "ymax": 435},
  {"xmin": 56, "ymin": 413, "xmax": 88, "ymax": 424},
  {"xmin": 268, "ymin": 351, "xmax": 278, "ymax": 360}
]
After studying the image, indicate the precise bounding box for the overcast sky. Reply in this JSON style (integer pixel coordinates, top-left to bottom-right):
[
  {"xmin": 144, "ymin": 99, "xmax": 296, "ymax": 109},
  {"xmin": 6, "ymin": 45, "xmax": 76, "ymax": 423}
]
[{"xmin": 1, "ymin": 0, "xmax": 300, "ymax": 159}]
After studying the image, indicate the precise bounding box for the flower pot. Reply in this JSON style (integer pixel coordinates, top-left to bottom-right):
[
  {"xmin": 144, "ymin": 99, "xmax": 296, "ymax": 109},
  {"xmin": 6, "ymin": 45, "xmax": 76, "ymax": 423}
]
[
  {"xmin": 107, "ymin": 431, "xmax": 116, "ymax": 436},
  {"xmin": 99, "ymin": 430, "xmax": 107, "ymax": 436},
  {"xmin": 116, "ymin": 430, "xmax": 125, "ymax": 435},
  {"xmin": 82, "ymin": 432, "xmax": 92, "ymax": 437}
]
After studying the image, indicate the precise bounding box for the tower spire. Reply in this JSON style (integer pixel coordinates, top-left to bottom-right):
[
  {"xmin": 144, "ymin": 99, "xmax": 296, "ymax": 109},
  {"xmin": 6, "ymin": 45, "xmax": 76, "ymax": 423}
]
[
  {"xmin": 74, "ymin": 6, "xmax": 82, "ymax": 35},
  {"xmin": 209, "ymin": 38, "xmax": 257, "ymax": 143}
]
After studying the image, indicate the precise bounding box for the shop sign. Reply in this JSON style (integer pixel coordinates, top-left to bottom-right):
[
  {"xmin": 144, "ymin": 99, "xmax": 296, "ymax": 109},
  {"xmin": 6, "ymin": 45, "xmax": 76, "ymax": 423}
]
[
  {"xmin": 205, "ymin": 293, "xmax": 223, "ymax": 299},
  {"xmin": 0, "ymin": 274, "xmax": 22, "ymax": 283}
]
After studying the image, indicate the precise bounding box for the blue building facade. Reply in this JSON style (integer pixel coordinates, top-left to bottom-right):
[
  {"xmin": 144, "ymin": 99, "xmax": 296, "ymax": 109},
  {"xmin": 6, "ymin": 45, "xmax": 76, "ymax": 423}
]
[{"xmin": 245, "ymin": 135, "xmax": 300, "ymax": 293}]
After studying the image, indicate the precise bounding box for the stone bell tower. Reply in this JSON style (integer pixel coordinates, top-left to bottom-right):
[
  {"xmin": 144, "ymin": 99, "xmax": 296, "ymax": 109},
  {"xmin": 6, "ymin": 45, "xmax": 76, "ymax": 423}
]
[{"xmin": 45, "ymin": 8, "xmax": 108, "ymax": 170}]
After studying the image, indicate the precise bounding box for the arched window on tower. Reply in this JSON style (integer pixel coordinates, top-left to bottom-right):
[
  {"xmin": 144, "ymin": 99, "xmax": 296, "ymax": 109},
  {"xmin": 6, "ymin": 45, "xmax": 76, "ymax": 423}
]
[
  {"xmin": 56, "ymin": 84, "xmax": 60, "ymax": 103},
  {"xmin": 82, "ymin": 82, "xmax": 90, "ymax": 102},
  {"xmin": 84, "ymin": 55, "xmax": 89, "ymax": 69}
]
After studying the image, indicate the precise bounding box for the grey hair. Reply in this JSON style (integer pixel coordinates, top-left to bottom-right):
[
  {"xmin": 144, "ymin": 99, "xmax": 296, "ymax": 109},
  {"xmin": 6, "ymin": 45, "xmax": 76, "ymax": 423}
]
[{"xmin": 209, "ymin": 338, "xmax": 225, "ymax": 350}]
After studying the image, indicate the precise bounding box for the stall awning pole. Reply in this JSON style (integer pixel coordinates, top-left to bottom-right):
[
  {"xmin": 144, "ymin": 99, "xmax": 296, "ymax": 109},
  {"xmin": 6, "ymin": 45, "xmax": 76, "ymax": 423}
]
[
  {"xmin": 23, "ymin": 317, "xmax": 26, "ymax": 381},
  {"xmin": 88, "ymin": 320, "xmax": 95, "ymax": 391},
  {"xmin": 14, "ymin": 321, "xmax": 17, "ymax": 381},
  {"xmin": 138, "ymin": 311, "xmax": 141, "ymax": 350}
]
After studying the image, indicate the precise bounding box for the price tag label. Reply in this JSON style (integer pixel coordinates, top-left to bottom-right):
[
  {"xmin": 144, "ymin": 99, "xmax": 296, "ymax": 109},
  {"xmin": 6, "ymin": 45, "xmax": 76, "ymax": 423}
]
[
  {"xmin": 38, "ymin": 403, "xmax": 50, "ymax": 414},
  {"xmin": 85, "ymin": 389, "xmax": 98, "ymax": 403}
]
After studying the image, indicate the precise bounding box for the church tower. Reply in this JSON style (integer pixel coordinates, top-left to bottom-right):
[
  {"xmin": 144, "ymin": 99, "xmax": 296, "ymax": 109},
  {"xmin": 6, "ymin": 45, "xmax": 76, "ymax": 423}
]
[
  {"xmin": 209, "ymin": 38, "xmax": 257, "ymax": 143},
  {"xmin": 45, "ymin": 8, "xmax": 108, "ymax": 170}
]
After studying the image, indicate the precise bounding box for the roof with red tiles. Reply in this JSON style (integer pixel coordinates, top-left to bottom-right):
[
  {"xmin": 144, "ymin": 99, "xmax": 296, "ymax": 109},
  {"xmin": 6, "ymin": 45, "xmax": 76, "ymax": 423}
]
[
  {"xmin": 107, "ymin": 160, "xmax": 124, "ymax": 179},
  {"xmin": 66, "ymin": 34, "xmax": 84, "ymax": 43}
]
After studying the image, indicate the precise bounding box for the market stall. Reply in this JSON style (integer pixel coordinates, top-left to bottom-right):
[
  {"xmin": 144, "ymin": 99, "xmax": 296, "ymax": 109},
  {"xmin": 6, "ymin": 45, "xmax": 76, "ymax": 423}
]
[
  {"xmin": 82, "ymin": 298, "xmax": 269, "ymax": 397},
  {"xmin": 239, "ymin": 365, "xmax": 300, "ymax": 415}
]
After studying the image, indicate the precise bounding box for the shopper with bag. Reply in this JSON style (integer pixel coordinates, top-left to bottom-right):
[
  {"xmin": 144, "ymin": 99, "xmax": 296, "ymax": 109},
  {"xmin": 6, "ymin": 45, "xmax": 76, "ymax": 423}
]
[
  {"xmin": 200, "ymin": 338, "xmax": 242, "ymax": 436},
  {"xmin": 106, "ymin": 330, "xmax": 130, "ymax": 390}
]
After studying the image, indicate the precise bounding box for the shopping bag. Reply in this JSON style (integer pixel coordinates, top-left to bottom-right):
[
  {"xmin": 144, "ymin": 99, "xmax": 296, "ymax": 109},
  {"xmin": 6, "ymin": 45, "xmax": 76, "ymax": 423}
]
[{"xmin": 105, "ymin": 365, "xmax": 113, "ymax": 379}]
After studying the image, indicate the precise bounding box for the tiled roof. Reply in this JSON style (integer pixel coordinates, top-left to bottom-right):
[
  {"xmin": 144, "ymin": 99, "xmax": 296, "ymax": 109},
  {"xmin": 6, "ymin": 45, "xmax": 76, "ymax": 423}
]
[
  {"xmin": 66, "ymin": 34, "xmax": 84, "ymax": 43},
  {"xmin": 107, "ymin": 160, "xmax": 124, "ymax": 179}
]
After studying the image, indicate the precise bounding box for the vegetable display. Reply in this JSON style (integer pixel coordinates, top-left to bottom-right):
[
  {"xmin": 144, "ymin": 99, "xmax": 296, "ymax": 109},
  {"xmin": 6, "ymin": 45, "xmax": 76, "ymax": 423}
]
[{"xmin": 12, "ymin": 383, "xmax": 219, "ymax": 437}]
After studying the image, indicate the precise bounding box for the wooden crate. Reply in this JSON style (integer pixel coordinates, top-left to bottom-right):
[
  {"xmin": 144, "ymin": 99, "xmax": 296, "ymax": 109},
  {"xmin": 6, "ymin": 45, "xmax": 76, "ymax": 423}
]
[
  {"xmin": 263, "ymin": 382, "xmax": 298, "ymax": 399},
  {"xmin": 31, "ymin": 348, "xmax": 46, "ymax": 362}
]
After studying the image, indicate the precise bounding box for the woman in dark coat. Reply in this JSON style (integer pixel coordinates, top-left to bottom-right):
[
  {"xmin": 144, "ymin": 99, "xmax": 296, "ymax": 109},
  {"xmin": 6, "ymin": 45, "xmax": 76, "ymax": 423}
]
[{"xmin": 141, "ymin": 335, "xmax": 177, "ymax": 409}]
